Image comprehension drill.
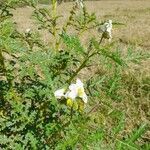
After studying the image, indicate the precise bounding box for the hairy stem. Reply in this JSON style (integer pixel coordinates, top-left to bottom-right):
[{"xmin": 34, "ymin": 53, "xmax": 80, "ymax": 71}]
[
  {"xmin": 52, "ymin": 0, "xmax": 57, "ymax": 37},
  {"xmin": 67, "ymin": 57, "xmax": 89, "ymax": 84},
  {"xmin": 99, "ymin": 35, "xmax": 104, "ymax": 45}
]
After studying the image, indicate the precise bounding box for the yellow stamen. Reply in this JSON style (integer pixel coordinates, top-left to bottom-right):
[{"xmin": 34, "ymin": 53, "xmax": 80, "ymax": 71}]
[
  {"xmin": 76, "ymin": 98, "xmax": 85, "ymax": 112},
  {"xmin": 78, "ymin": 88, "xmax": 84, "ymax": 97},
  {"xmin": 66, "ymin": 99, "xmax": 78, "ymax": 110},
  {"xmin": 67, "ymin": 99, "xmax": 73, "ymax": 107}
]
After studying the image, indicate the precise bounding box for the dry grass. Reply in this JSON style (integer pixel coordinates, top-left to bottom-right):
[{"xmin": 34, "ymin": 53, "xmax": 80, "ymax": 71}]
[
  {"xmin": 13, "ymin": 1, "xmax": 150, "ymax": 47},
  {"xmin": 12, "ymin": 1, "xmax": 150, "ymax": 76}
]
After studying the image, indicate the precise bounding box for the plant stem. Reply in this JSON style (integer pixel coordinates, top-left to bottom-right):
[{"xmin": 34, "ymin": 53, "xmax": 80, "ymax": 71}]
[
  {"xmin": 70, "ymin": 106, "xmax": 73, "ymax": 120},
  {"xmin": 0, "ymin": 49, "xmax": 5, "ymax": 72},
  {"xmin": 87, "ymin": 102, "xmax": 100, "ymax": 115},
  {"xmin": 67, "ymin": 57, "xmax": 89, "ymax": 84},
  {"xmin": 52, "ymin": 0, "xmax": 57, "ymax": 49},
  {"xmin": 99, "ymin": 35, "xmax": 104, "ymax": 45},
  {"xmin": 67, "ymin": 40, "xmax": 99, "ymax": 84}
]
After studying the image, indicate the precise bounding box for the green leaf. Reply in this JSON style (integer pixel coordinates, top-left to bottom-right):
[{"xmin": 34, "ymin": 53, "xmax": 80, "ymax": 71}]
[
  {"xmin": 116, "ymin": 139, "xmax": 139, "ymax": 150},
  {"xmin": 25, "ymin": 132, "xmax": 38, "ymax": 150},
  {"xmin": 126, "ymin": 123, "xmax": 148, "ymax": 143},
  {"xmin": 92, "ymin": 39, "xmax": 126, "ymax": 66},
  {"xmin": 0, "ymin": 20, "xmax": 14, "ymax": 38},
  {"xmin": 60, "ymin": 32, "xmax": 85, "ymax": 54},
  {"xmin": 112, "ymin": 112, "xmax": 125, "ymax": 135}
]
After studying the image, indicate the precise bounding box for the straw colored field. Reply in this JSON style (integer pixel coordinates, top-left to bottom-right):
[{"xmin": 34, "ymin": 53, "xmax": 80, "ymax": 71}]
[
  {"xmin": 13, "ymin": 0, "xmax": 150, "ymax": 48},
  {"xmin": 12, "ymin": 0, "xmax": 150, "ymax": 77}
]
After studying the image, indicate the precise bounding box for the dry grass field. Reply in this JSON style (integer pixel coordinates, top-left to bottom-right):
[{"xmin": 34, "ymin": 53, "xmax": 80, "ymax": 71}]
[
  {"xmin": 13, "ymin": 0, "xmax": 150, "ymax": 47},
  {"xmin": 12, "ymin": 0, "xmax": 150, "ymax": 76},
  {"xmin": 11, "ymin": 0, "xmax": 150, "ymax": 147}
]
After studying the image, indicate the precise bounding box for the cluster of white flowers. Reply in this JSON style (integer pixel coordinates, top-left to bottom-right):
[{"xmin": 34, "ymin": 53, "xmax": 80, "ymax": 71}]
[
  {"xmin": 98, "ymin": 20, "xmax": 112, "ymax": 41},
  {"xmin": 54, "ymin": 79, "xmax": 87, "ymax": 110}
]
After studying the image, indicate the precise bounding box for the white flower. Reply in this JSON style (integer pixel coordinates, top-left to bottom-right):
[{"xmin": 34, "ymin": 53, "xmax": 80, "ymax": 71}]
[
  {"xmin": 98, "ymin": 20, "xmax": 112, "ymax": 41},
  {"xmin": 65, "ymin": 83, "xmax": 78, "ymax": 100},
  {"xmin": 65, "ymin": 79, "xmax": 88, "ymax": 103},
  {"xmin": 54, "ymin": 88, "xmax": 65, "ymax": 99},
  {"xmin": 76, "ymin": 0, "xmax": 84, "ymax": 8},
  {"xmin": 65, "ymin": 90, "xmax": 77, "ymax": 100},
  {"xmin": 100, "ymin": 20, "xmax": 112, "ymax": 32},
  {"xmin": 25, "ymin": 28, "xmax": 31, "ymax": 33},
  {"xmin": 75, "ymin": 79, "xmax": 87, "ymax": 103}
]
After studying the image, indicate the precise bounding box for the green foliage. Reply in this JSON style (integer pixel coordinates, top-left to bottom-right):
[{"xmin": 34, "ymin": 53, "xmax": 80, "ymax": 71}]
[
  {"xmin": 0, "ymin": 0, "xmax": 149, "ymax": 149},
  {"xmin": 115, "ymin": 124, "xmax": 148, "ymax": 150},
  {"xmin": 60, "ymin": 32, "xmax": 85, "ymax": 54}
]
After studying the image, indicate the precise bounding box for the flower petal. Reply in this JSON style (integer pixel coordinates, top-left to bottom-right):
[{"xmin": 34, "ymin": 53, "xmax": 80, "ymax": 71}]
[
  {"xmin": 78, "ymin": 87, "xmax": 85, "ymax": 97},
  {"xmin": 67, "ymin": 90, "xmax": 78, "ymax": 100},
  {"xmin": 82, "ymin": 93, "xmax": 88, "ymax": 103},
  {"xmin": 76, "ymin": 78, "xmax": 84, "ymax": 87},
  {"xmin": 65, "ymin": 87, "xmax": 78, "ymax": 100},
  {"xmin": 54, "ymin": 88, "xmax": 65, "ymax": 99},
  {"xmin": 69, "ymin": 83, "xmax": 77, "ymax": 91}
]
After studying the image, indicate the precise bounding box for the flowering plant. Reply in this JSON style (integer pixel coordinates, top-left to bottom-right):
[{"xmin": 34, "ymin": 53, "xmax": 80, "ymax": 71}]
[
  {"xmin": 54, "ymin": 79, "xmax": 87, "ymax": 111},
  {"xmin": 98, "ymin": 20, "xmax": 112, "ymax": 42}
]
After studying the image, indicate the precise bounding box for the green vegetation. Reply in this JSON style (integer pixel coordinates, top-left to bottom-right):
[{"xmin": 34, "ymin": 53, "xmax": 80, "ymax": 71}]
[{"xmin": 0, "ymin": 0, "xmax": 149, "ymax": 149}]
